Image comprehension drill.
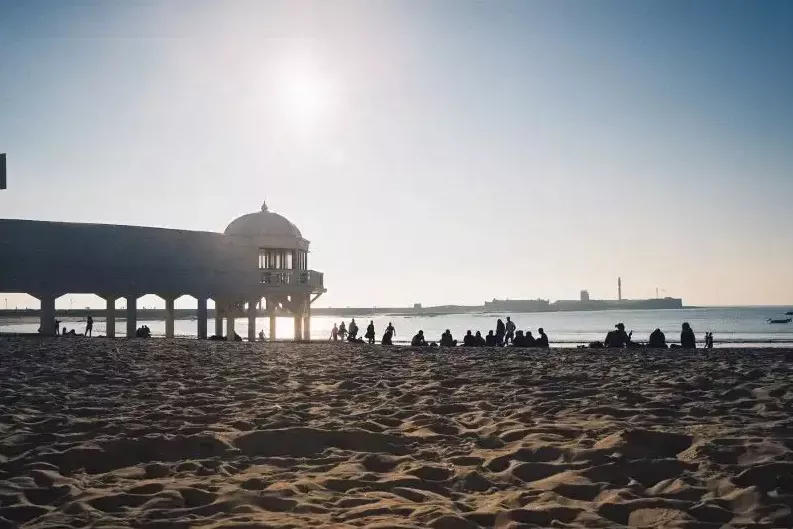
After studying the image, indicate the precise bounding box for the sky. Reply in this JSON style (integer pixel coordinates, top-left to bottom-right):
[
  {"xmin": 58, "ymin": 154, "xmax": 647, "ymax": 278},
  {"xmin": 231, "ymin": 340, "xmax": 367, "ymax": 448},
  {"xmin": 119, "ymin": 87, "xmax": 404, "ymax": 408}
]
[{"xmin": 1, "ymin": 0, "xmax": 793, "ymax": 309}]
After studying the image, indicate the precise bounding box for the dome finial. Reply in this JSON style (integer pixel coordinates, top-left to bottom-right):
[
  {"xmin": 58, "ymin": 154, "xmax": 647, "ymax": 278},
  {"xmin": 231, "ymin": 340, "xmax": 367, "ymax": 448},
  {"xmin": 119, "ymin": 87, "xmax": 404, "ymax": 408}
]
[{"xmin": 261, "ymin": 200, "xmax": 268, "ymax": 212}]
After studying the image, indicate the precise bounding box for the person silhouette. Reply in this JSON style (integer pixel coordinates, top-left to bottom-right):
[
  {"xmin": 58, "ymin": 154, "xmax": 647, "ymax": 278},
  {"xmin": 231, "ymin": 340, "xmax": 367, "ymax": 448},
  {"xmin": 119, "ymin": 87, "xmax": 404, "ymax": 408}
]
[{"xmin": 365, "ymin": 320, "xmax": 376, "ymax": 344}]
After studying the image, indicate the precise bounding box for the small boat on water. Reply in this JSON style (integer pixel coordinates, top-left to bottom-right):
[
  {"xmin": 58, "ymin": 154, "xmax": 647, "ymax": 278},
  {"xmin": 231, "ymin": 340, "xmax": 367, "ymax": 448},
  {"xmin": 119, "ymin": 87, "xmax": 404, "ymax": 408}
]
[
  {"xmin": 786, "ymin": 311, "xmax": 793, "ymax": 316},
  {"xmin": 767, "ymin": 318, "xmax": 792, "ymax": 324}
]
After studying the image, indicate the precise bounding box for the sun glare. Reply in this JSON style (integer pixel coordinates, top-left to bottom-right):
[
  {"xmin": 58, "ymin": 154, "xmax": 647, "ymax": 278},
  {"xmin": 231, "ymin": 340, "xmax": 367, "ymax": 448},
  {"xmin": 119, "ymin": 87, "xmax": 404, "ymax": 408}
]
[{"xmin": 271, "ymin": 55, "xmax": 335, "ymax": 128}]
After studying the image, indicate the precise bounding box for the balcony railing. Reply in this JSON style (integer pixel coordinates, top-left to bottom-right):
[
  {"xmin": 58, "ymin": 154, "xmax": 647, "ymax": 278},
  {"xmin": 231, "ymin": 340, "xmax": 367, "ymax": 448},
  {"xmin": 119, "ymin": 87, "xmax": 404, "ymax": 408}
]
[{"xmin": 260, "ymin": 269, "xmax": 324, "ymax": 289}]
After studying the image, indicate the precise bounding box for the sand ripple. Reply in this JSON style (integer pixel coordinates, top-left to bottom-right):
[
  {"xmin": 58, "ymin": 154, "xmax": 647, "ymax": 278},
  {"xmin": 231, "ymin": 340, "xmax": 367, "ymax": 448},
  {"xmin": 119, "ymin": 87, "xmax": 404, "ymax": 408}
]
[{"xmin": 2, "ymin": 338, "xmax": 793, "ymax": 527}]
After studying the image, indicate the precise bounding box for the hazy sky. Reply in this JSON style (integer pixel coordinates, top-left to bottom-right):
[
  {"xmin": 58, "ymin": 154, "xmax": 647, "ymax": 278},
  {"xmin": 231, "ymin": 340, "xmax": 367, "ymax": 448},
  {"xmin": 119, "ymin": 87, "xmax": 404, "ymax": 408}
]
[{"xmin": 1, "ymin": 0, "xmax": 793, "ymax": 309}]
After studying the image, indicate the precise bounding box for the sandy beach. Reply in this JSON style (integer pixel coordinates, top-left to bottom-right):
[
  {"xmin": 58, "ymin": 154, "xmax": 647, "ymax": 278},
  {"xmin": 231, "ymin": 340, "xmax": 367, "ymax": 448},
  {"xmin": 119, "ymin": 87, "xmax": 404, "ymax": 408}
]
[{"xmin": 2, "ymin": 338, "xmax": 793, "ymax": 528}]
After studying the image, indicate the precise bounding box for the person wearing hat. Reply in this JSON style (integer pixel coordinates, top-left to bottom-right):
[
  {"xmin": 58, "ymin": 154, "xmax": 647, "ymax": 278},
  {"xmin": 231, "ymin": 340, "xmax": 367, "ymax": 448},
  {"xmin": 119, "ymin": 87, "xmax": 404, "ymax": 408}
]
[{"xmin": 680, "ymin": 322, "xmax": 696, "ymax": 348}]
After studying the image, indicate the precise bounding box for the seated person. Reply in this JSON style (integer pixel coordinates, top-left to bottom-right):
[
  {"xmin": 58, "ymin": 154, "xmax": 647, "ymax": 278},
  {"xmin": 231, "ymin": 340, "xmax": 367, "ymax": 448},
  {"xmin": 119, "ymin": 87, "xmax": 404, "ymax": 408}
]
[
  {"xmin": 234, "ymin": 332, "xmax": 243, "ymax": 342},
  {"xmin": 536, "ymin": 328, "xmax": 549, "ymax": 348},
  {"xmin": 411, "ymin": 330, "xmax": 428, "ymax": 347},
  {"xmin": 512, "ymin": 330, "xmax": 526, "ymax": 347},
  {"xmin": 462, "ymin": 330, "xmax": 476, "ymax": 346},
  {"xmin": 680, "ymin": 322, "xmax": 696, "ymax": 348},
  {"xmin": 648, "ymin": 328, "xmax": 667, "ymax": 348},
  {"xmin": 485, "ymin": 330, "xmax": 497, "ymax": 346},
  {"xmin": 382, "ymin": 329, "xmax": 393, "ymax": 345},
  {"xmin": 525, "ymin": 331, "xmax": 536, "ymax": 347},
  {"xmin": 474, "ymin": 331, "xmax": 486, "ymax": 346},
  {"xmin": 604, "ymin": 323, "xmax": 629, "ymax": 348},
  {"xmin": 440, "ymin": 330, "xmax": 457, "ymax": 347}
]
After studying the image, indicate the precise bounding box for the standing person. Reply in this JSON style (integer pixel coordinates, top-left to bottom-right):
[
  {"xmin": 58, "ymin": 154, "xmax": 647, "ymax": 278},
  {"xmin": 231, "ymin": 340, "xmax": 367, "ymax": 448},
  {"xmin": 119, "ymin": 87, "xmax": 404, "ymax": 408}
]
[
  {"xmin": 495, "ymin": 319, "xmax": 506, "ymax": 345},
  {"xmin": 505, "ymin": 317, "xmax": 516, "ymax": 345},
  {"xmin": 338, "ymin": 321, "xmax": 347, "ymax": 341},
  {"xmin": 330, "ymin": 323, "xmax": 339, "ymax": 341},
  {"xmin": 348, "ymin": 319, "xmax": 358, "ymax": 341},
  {"xmin": 85, "ymin": 315, "xmax": 93, "ymax": 337},
  {"xmin": 382, "ymin": 327, "xmax": 394, "ymax": 345},
  {"xmin": 386, "ymin": 321, "xmax": 396, "ymax": 337},
  {"xmin": 365, "ymin": 320, "xmax": 376, "ymax": 344}
]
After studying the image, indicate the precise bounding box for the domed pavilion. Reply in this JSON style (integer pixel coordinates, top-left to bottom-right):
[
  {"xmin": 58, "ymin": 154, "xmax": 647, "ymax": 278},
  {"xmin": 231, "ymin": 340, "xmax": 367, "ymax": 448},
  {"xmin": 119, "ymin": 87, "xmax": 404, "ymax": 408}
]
[{"xmin": 0, "ymin": 200, "xmax": 326, "ymax": 340}]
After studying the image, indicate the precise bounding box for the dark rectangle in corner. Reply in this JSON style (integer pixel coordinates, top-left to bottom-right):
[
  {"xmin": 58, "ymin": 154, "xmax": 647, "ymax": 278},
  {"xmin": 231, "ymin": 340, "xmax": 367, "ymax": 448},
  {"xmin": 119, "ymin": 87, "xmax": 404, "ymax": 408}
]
[{"xmin": 0, "ymin": 153, "xmax": 6, "ymax": 189}]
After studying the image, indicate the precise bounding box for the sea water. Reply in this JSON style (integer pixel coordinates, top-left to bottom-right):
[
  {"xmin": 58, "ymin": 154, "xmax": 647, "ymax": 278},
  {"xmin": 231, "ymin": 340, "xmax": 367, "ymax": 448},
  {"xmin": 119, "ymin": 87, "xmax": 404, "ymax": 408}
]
[{"xmin": 3, "ymin": 306, "xmax": 792, "ymax": 347}]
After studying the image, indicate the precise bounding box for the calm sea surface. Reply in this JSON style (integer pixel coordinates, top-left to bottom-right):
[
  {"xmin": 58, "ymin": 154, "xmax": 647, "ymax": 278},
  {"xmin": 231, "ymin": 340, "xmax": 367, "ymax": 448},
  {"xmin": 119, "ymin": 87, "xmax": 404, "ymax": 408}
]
[{"xmin": 3, "ymin": 307, "xmax": 793, "ymax": 347}]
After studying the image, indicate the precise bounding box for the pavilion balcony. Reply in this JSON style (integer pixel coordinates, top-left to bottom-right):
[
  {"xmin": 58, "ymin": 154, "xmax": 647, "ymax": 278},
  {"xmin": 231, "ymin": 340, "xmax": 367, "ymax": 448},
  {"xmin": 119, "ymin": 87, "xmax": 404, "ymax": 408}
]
[{"xmin": 259, "ymin": 269, "xmax": 325, "ymax": 290}]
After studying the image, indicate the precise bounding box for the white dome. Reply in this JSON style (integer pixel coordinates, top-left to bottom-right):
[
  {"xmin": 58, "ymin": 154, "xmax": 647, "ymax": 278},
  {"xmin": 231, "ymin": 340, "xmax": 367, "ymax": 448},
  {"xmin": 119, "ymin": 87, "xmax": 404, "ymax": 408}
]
[{"xmin": 225, "ymin": 201, "xmax": 303, "ymax": 239}]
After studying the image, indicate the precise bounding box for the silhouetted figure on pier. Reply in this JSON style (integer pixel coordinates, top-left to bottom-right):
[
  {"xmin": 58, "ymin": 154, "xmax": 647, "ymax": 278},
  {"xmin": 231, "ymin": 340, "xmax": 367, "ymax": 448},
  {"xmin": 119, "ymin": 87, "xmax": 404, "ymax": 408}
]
[
  {"xmin": 411, "ymin": 330, "xmax": 427, "ymax": 347},
  {"xmin": 680, "ymin": 322, "xmax": 696, "ymax": 348},
  {"xmin": 496, "ymin": 319, "xmax": 506, "ymax": 344},
  {"xmin": 463, "ymin": 330, "xmax": 475, "ymax": 346},
  {"xmin": 648, "ymin": 328, "xmax": 667, "ymax": 348},
  {"xmin": 505, "ymin": 317, "xmax": 516, "ymax": 344},
  {"xmin": 85, "ymin": 315, "xmax": 93, "ymax": 337},
  {"xmin": 475, "ymin": 331, "xmax": 486, "ymax": 346},
  {"xmin": 605, "ymin": 323, "xmax": 631, "ymax": 348},
  {"xmin": 512, "ymin": 330, "xmax": 526, "ymax": 347},
  {"xmin": 440, "ymin": 329, "xmax": 457, "ymax": 347},
  {"xmin": 382, "ymin": 329, "xmax": 393, "ymax": 345},
  {"xmin": 365, "ymin": 321, "xmax": 376, "ymax": 344},
  {"xmin": 536, "ymin": 328, "xmax": 549, "ymax": 348},
  {"xmin": 485, "ymin": 330, "xmax": 497, "ymax": 346},
  {"xmin": 525, "ymin": 330, "xmax": 536, "ymax": 347}
]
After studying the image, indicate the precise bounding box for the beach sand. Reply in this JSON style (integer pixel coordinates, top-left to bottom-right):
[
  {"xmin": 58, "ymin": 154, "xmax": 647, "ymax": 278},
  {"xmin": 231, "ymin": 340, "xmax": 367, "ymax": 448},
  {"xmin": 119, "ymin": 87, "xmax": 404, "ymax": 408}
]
[{"xmin": 1, "ymin": 338, "xmax": 792, "ymax": 528}]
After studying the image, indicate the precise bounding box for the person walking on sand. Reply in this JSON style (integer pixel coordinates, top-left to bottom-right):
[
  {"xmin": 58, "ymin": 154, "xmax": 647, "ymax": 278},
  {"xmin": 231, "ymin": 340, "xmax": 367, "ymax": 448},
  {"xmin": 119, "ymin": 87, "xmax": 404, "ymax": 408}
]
[
  {"xmin": 85, "ymin": 315, "xmax": 93, "ymax": 337},
  {"xmin": 365, "ymin": 320, "xmax": 376, "ymax": 344},
  {"xmin": 330, "ymin": 323, "xmax": 339, "ymax": 341},
  {"xmin": 505, "ymin": 317, "xmax": 516, "ymax": 345}
]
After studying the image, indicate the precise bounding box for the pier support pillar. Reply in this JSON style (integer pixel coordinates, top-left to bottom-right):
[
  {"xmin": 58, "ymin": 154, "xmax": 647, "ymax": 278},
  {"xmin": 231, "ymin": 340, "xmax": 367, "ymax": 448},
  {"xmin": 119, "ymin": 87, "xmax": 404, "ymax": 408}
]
[
  {"xmin": 197, "ymin": 298, "xmax": 208, "ymax": 339},
  {"xmin": 269, "ymin": 315, "xmax": 276, "ymax": 342},
  {"xmin": 105, "ymin": 296, "xmax": 116, "ymax": 338},
  {"xmin": 39, "ymin": 295, "xmax": 56, "ymax": 336},
  {"xmin": 126, "ymin": 296, "xmax": 137, "ymax": 338},
  {"xmin": 302, "ymin": 296, "xmax": 311, "ymax": 341},
  {"xmin": 214, "ymin": 306, "xmax": 223, "ymax": 337},
  {"xmin": 247, "ymin": 300, "xmax": 257, "ymax": 342},
  {"xmin": 227, "ymin": 308, "xmax": 236, "ymax": 340},
  {"xmin": 164, "ymin": 298, "xmax": 175, "ymax": 338},
  {"xmin": 293, "ymin": 314, "xmax": 302, "ymax": 341}
]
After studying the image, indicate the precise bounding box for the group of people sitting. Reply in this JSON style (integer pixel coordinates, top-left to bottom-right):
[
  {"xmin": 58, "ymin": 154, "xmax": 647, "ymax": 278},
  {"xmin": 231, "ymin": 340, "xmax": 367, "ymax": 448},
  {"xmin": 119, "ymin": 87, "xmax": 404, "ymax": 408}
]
[
  {"xmin": 410, "ymin": 325, "xmax": 550, "ymax": 348},
  {"xmin": 332, "ymin": 319, "xmax": 395, "ymax": 345},
  {"xmin": 592, "ymin": 322, "xmax": 713, "ymax": 349}
]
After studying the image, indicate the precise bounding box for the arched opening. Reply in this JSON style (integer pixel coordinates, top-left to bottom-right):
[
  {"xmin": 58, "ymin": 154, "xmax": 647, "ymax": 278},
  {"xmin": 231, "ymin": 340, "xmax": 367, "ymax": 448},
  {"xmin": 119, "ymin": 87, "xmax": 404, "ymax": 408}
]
[{"xmin": 0, "ymin": 292, "xmax": 41, "ymax": 334}]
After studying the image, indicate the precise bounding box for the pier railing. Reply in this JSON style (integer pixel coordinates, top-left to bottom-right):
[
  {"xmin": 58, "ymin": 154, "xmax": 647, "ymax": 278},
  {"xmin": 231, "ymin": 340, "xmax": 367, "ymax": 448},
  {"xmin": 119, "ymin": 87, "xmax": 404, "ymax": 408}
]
[{"xmin": 259, "ymin": 269, "xmax": 324, "ymax": 289}]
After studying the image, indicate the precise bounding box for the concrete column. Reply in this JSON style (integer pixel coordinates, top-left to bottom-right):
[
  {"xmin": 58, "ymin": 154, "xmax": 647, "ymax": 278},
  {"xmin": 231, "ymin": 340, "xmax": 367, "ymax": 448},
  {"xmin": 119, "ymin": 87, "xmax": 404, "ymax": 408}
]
[
  {"xmin": 39, "ymin": 295, "xmax": 56, "ymax": 336},
  {"xmin": 269, "ymin": 315, "xmax": 276, "ymax": 342},
  {"xmin": 227, "ymin": 314, "xmax": 236, "ymax": 339},
  {"xmin": 126, "ymin": 296, "xmax": 137, "ymax": 338},
  {"xmin": 105, "ymin": 296, "xmax": 116, "ymax": 338},
  {"xmin": 214, "ymin": 304, "xmax": 223, "ymax": 337},
  {"xmin": 247, "ymin": 300, "xmax": 257, "ymax": 342},
  {"xmin": 164, "ymin": 298, "xmax": 175, "ymax": 338},
  {"xmin": 197, "ymin": 298, "xmax": 208, "ymax": 339},
  {"xmin": 294, "ymin": 314, "xmax": 302, "ymax": 341},
  {"xmin": 303, "ymin": 295, "xmax": 311, "ymax": 341}
]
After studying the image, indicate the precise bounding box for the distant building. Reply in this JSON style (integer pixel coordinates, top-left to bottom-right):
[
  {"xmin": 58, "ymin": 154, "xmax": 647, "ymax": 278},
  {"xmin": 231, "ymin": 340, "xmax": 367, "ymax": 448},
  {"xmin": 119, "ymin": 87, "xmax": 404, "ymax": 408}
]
[
  {"xmin": 580, "ymin": 290, "xmax": 590, "ymax": 301},
  {"xmin": 413, "ymin": 303, "xmax": 422, "ymax": 309}
]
